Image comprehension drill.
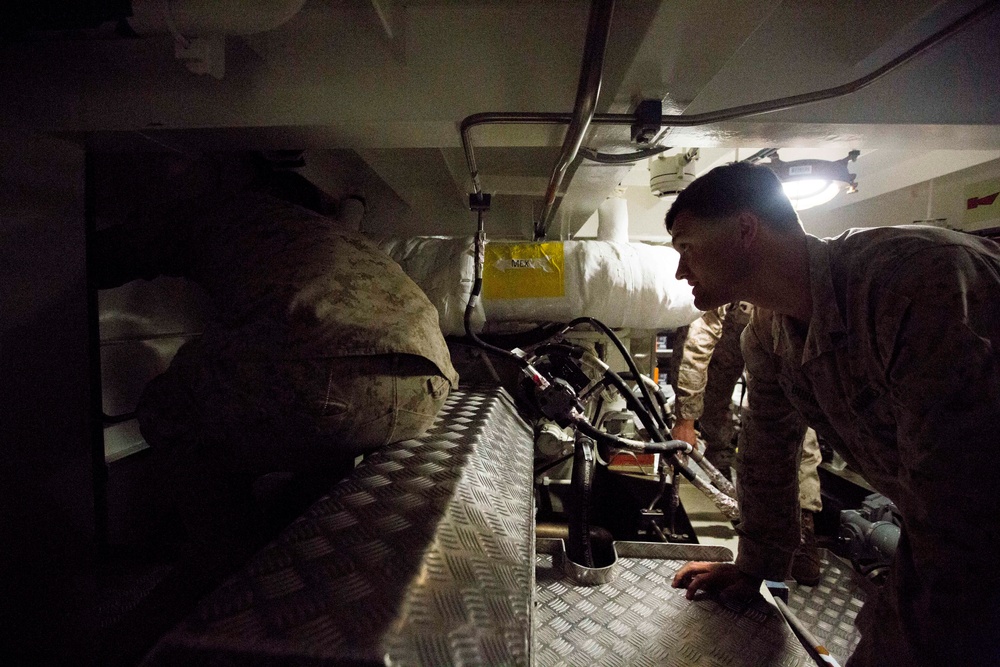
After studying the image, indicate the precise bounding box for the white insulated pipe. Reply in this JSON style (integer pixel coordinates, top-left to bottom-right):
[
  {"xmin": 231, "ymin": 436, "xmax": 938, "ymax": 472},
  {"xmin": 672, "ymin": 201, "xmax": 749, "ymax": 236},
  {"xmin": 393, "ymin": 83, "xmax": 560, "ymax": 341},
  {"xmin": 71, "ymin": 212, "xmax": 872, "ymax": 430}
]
[
  {"xmin": 127, "ymin": 0, "xmax": 307, "ymax": 37},
  {"xmin": 596, "ymin": 196, "xmax": 629, "ymax": 243},
  {"xmin": 378, "ymin": 237, "xmax": 701, "ymax": 336}
]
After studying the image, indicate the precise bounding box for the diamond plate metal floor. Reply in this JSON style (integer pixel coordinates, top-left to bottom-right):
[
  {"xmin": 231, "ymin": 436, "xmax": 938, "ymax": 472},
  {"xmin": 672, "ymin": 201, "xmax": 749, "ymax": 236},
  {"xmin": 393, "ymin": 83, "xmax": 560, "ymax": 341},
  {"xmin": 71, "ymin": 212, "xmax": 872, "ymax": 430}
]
[
  {"xmin": 784, "ymin": 549, "xmax": 866, "ymax": 663},
  {"xmin": 143, "ymin": 385, "xmax": 537, "ymax": 667},
  {"xmin": 534, "ymin": 540, "xmax": 812, "ymax": 667}
]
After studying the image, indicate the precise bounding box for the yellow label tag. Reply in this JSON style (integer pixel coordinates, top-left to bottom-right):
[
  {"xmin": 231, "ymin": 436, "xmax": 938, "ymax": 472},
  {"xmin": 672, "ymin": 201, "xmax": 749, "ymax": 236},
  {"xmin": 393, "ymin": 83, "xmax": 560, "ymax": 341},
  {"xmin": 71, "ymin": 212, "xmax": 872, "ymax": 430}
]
[
  {"xmin": 964, "ymin": 178, "xmax": 1000, "ymax": 227},
  {"xmin": 483, "ymin": 242, "xmax": 565, "ymax": 300}
]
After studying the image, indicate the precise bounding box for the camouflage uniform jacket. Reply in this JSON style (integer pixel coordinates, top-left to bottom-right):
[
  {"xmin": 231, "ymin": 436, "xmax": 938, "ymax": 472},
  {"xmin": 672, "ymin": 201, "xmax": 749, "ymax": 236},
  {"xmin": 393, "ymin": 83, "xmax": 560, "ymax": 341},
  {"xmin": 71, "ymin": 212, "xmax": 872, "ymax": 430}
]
[
  {"xmin": 737, "ymin": 226, "xmax": 1000, "ymax": 583},
  {"xmin": 674, "ymin": 302, "xmax": 752, "ymax": 420},
  {"xmin": 95, "ymin": 191, "xmax": 458, "ymax": 386}
]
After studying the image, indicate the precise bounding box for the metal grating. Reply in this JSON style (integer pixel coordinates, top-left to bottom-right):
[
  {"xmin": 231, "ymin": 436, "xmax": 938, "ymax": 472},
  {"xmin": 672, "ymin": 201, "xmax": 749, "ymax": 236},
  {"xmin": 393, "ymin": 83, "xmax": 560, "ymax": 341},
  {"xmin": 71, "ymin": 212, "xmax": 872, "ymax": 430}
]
[
  {"xmin": 534, "ymin": 540, "xmax": 813, "ymax": 667},
  {"xmin": 784, "ymin": 549, "xmax": 866, "ymax": 663},
  {"xmin": 143, "ymin": 385, "xmax": 537, "ymax": 667}
]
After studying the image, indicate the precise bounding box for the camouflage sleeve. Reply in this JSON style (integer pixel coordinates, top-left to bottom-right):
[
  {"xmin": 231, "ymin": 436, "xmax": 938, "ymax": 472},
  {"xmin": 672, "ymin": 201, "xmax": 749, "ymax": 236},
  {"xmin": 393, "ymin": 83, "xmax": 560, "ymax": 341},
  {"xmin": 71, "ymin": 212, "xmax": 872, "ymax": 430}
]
[
  {"xmin": 734, "ymin": 312, "xmax": 805, "ymax": 581},
  {"xmin": 674, "ymin": 306, "xmax": 726, "ymax": 420},
  {"xmin": 872, "ymin": 246, "xmax": 1000, "ymax": 660}
]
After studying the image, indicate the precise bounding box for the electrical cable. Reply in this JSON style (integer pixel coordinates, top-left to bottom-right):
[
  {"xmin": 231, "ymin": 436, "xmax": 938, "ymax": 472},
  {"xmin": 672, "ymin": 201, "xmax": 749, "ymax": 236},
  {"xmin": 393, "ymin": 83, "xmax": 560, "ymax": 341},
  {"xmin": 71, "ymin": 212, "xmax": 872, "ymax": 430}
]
[
  {"xmin": 470, "ymin": 322, "xmax": 567, "ymax": 350},
  {"xmin": 578, "ymin": 144, "xmax": 672, "ymax": 164},
  {"xmin": 742, "ymin": 148, "xmax": 778, "ymax": 164},
  {"xmin": 463, "ymin": 209, "xmax": 531, "ymax": 369}
]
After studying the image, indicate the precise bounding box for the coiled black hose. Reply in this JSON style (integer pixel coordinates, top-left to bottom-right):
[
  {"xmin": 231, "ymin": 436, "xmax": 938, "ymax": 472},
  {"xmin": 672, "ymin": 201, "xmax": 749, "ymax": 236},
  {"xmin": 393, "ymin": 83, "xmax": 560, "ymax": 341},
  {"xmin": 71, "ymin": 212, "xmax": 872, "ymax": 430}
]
[{"xmin": 567, "ymin": 434, "xmax": 597, "ymax": 568}]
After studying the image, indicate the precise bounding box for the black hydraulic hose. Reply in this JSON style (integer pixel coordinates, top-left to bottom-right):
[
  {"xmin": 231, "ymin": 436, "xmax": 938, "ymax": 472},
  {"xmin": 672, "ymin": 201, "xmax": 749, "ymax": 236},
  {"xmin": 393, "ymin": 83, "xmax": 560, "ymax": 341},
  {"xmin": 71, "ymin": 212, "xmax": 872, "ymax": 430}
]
[
  {"xmin": 601, "ymin": 365, "xmax": 667, "ymax": 442},
  {"xmin": 568, "ymin": 434, "xmax": 597, "ymax": 568},
  {"xmin": 472, "ymin": 322, "xmax": 566, "ymax": 350},
  {"xmin": 670, "ymin": 456, "xmax": 700, "ymax": 484},
  {"xmin": 619, "ymin": 371, "xmax": 670, "ymax": 430},
  {"xmin": 590, "ymin": 368, "xmax": 712, "ymax": 489},
  {"xmin": 573, "ymin": 418, "xmax": 689, "ymax": 456},
  {"xmin": 564, "ymin": 317, "xmax": 667, "ymax": 433},
  {"xmin": 575, "ymin": 412, "xmax": 736, "ymax": 520},
  {"xmin": 463, "ymin": 209, "xmax": 530, "ymax": 369},
  {"xmin": 575, "ymin": 387, "xmax": 741, "ymax": 520},
  {"xmin": 578, "ymin": 144, "xmax": 672, "ymax": 164},
  {"xmin": 533, "ymin": 342, "xmax": 588, "ymax": 360}
]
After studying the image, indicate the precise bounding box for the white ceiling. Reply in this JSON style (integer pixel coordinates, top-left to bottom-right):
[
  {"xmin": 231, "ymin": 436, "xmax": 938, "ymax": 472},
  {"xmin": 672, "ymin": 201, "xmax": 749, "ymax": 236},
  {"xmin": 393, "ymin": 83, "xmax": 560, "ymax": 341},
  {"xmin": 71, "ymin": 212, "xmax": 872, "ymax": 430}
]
[{"xmin": 3, "ymin": 0, "xmax": 999, "ymax": 239}]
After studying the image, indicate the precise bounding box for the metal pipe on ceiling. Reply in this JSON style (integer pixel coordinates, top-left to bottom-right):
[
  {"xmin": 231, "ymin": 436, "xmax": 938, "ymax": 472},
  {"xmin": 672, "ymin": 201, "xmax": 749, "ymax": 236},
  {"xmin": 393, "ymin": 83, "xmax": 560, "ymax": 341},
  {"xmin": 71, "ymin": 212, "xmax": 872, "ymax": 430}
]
[
  {"xmin": 459, "ymin": 0, "xmax": 998, "ymax": 238},
  {"xmin": 535, "ymin": 0, "xmax": 615, "ymax": 240}
]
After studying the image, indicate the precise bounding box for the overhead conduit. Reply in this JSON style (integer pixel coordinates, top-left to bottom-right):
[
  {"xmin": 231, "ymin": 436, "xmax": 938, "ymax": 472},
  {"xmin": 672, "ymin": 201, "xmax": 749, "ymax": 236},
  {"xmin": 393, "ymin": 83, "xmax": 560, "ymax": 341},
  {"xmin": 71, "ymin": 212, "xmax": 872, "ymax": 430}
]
[
  {"xmin": 535, "ymin": 0, "xmax": 615, "ymax": 240},
  {"xmin": 461, "ymin": 0, "xmax": 1000, "ymax": 240}
]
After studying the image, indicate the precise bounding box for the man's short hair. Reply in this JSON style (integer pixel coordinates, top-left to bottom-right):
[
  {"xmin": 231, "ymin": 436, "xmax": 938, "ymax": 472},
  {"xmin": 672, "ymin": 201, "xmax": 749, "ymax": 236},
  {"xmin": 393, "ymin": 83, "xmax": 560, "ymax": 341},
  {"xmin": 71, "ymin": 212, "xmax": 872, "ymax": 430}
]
[{"xmin": 665, "ymin": 162, "xmax": 801, "ymax": 233}]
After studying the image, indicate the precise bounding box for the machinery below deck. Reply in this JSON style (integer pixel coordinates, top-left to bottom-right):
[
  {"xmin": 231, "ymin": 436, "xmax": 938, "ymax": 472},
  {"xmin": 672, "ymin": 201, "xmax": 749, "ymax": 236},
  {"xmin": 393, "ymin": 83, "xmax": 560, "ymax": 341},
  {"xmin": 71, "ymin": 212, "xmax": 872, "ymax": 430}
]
[{"xmin": 136, "ymin": 384, "xmax": 866, "ymax": 666}]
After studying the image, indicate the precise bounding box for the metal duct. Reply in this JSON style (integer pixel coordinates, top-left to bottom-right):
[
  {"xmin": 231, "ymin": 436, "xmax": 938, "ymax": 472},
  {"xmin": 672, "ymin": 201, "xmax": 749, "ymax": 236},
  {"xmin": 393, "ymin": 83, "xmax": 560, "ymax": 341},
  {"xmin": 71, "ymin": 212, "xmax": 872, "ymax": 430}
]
[{"xmin": 535, "ymin": 0, "xmax": 615, "ymax": 240}]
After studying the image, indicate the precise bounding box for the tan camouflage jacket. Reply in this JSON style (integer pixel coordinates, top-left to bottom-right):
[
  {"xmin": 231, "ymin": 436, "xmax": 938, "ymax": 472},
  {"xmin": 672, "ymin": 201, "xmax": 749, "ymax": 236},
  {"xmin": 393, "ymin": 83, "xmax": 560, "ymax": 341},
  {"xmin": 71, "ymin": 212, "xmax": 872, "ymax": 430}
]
[
  {"xmin": 736, "ymin": 227, "xmax": 1000, "ymax": 581},
  {"xmin": 94, "ymin": 191, "xmax": 458, "ymax": 386},
  {"xmin": 674, "ymin": 302, "xmax": 752, "ymax": 420}
]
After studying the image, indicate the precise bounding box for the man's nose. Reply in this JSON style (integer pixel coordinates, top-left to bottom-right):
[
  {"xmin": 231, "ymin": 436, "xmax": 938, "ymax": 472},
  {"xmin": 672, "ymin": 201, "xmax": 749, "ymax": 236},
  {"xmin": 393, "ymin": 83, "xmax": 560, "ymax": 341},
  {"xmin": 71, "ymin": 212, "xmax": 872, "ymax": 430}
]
[{"xmin": 676, "ymin": 257, "xmax": 690, "ymax": 282}]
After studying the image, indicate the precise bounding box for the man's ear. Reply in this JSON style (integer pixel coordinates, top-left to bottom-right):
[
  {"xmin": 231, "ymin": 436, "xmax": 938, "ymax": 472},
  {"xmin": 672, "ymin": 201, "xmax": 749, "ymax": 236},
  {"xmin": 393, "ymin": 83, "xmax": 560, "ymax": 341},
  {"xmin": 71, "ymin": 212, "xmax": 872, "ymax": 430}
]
[{"xmin": 737, "ymin": 211, "xmax": 760, "ymax": 250}]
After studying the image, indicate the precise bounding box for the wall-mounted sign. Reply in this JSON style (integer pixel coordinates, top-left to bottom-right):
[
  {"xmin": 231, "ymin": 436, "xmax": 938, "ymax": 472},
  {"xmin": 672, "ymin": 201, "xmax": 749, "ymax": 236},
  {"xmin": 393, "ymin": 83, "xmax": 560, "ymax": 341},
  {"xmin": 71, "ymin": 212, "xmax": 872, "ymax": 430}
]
[{"xmin": 964, "ymin": 178, "xmax": 1000, "ymax": 230}]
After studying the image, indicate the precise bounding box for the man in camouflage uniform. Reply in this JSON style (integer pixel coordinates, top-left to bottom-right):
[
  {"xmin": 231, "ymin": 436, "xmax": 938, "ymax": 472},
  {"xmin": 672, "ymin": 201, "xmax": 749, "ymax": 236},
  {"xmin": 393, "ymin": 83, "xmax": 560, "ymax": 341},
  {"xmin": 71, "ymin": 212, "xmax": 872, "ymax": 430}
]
[
  {"xmin": 667, "ymin": 162, "xmax": 1000, "ymax": 666},
  {"xmin": 93, "ymin": 158, "xmax": 458, "ymax": 579},
  {"xmin": 671, "ymin": 302, "xmax": 753, "ymax": 477},
  {"xmin": 671, "ymin": 301, "xmax": 824, "ymax": 585}
]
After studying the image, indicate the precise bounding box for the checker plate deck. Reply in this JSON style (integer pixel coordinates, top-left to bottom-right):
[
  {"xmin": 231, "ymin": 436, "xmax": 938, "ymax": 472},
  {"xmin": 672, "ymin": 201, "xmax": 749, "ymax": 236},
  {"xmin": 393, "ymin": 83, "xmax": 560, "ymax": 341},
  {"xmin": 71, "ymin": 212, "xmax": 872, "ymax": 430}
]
[{"xmin": 534, "ymin": 540, "xmax": 812, "ymax": 667}]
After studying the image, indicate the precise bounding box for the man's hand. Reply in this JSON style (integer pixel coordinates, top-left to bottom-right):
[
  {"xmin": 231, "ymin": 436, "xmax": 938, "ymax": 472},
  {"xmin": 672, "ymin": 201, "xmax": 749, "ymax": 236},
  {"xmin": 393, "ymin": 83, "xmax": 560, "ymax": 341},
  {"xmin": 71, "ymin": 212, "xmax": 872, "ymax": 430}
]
[
  {"xmin": 671, "ymin": 418, "xmax": 697, "ymax": 447},
  {"xmin": 671, "ymin": 562, "xmax": 762, "ymax": 602}
]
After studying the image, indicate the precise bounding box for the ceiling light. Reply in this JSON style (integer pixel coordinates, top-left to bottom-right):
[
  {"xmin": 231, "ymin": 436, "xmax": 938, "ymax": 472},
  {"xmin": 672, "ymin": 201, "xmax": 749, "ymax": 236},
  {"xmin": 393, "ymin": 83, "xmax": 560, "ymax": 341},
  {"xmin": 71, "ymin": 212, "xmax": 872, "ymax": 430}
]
[
  {"xmin": 766, "ymin": 150, "xmax": 859, "ymax": 211},
  {"xmin": 650, "ymin": 148, "xmax": 699, "ymax": 198}
]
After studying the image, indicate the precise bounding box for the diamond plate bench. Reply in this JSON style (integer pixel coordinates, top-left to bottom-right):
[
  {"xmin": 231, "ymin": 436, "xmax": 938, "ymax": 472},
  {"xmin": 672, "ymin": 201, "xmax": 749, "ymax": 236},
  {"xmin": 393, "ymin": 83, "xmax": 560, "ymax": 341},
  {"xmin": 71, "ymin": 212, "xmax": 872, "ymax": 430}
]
[{"xmin": 143, "ymin": 385, "xmax": 536, "ymax": 667}]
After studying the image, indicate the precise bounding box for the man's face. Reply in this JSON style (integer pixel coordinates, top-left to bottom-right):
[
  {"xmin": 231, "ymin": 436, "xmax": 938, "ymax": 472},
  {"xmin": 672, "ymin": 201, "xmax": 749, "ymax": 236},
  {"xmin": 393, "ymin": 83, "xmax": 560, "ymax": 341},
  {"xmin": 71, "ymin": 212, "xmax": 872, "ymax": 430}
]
[{"xmin": 671, "ymin": 212, "xmax": 746, "ymax": 310}]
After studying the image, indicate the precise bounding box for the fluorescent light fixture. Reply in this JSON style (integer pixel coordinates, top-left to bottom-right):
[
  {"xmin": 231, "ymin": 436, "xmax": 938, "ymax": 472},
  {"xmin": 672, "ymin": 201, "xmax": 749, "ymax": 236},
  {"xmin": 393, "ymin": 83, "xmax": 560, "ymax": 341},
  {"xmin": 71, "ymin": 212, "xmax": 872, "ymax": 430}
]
[{"xmin": 766, "ymin": 150, "xmax": 859, "ymax": 211}]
